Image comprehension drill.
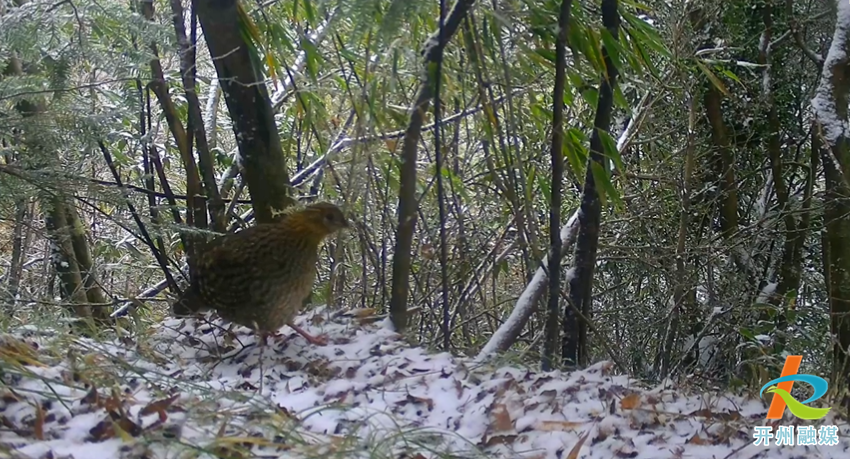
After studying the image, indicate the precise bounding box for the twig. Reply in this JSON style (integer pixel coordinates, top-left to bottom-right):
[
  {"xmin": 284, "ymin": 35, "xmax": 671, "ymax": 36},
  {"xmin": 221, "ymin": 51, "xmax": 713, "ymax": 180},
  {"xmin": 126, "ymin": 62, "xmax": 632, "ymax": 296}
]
[{"xmin": 99, "ymin": 141, "xmax": 180, "ymax": 296}]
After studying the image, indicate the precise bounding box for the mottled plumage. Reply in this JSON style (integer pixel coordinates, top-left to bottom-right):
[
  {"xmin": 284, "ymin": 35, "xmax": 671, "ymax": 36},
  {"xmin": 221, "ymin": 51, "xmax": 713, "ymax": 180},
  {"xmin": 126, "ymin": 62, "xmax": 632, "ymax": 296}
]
[{"xmin": 171, "ymin": 202, "xmax": 348, "ymax": 345}]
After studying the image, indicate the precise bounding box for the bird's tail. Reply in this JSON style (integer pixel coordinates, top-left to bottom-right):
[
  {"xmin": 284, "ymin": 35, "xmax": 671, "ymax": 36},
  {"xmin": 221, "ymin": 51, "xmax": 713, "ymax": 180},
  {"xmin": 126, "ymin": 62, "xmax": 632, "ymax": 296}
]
[{"xmin": 171, "ymin": 288, "xmax": 205, "ymax": 317}]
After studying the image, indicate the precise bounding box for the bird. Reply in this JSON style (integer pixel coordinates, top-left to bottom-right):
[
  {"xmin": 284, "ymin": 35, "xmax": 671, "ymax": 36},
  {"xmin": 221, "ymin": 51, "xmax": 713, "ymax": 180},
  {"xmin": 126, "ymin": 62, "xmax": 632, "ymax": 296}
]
[{"xmin": 171, "ymin": 201, "xmax": 349, "ymax": 346}]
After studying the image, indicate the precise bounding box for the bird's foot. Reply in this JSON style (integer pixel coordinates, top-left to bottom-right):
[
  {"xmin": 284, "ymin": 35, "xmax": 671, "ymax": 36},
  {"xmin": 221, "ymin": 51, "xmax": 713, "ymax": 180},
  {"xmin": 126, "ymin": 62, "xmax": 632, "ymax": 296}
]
[{"xmin": 287, "ymin": 322, "xmax": 328, "ymax": 346}]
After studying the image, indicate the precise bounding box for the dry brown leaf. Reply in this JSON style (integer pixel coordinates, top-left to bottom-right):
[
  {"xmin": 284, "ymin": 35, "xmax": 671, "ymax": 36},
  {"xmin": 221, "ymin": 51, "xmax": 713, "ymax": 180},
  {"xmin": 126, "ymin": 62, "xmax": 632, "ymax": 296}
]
[
  {"xmin": 103, "ymin": 395, "xmax": 123, "ymax": 414},
  {"xmin": 81, "ymin": 386, "xmax": 99, "ymax": 406},
  {"xmin": 454, "ymin": 379, "xmax": 463, "ymax": 398},
  {"xmin": 688, "ymin": 433, "xmax": 710, "ymax": 445},
  {"xmin": 140, "ymin": 394, "xmax": 180, "ymax": 422},
  {"xmin": 689, "ymin": 408, "xmax": 741, "ymax": 422},
  {"xmin": 113, "ymin": 417, "xmax": 141, "ymax": 440},
  {"xmin": 620, "ymin": 393, "xmax": 642, "ymax": 410},
  {"xmin": 483, "ymin": 434, "xmax": 518, "ymax": 447},
  {"xmin": 385, "ymin": 139, "xmax": 398, "ymax": 151},
  {"xmin": 33, "ymin": 403, "xmax": 45, "ymax": 440},
  {"xmin": 348, "ymin": 308, "xmax": 377, "ymax": 318},
  {"xmin": 0, "ymin": 335, "xmax": 43, "ymax": 367},
  {"xmin": 357, "ymin": 315, "xmax": 385, "ymax": 326},
  {"xmin": 494, "ymin": 378, "xmax": 518, "ymax": 399},
  {"xmin": 566, "ymin": 429, "xmax": 592, "ymax": 459},
  {"xmin": 490, "ymin": 403, "xmax": 513, "ymax": 432},
  {"xmin": 401, "ymin": 394, "xmax": 434, "ymax": 411},
  {"xmin": 1, "ymin": 391, "xmax": 20, "ymax": 404},
  {"xmin": 536, "ymin": 420, "xmax": 584, "ymax": 431}
]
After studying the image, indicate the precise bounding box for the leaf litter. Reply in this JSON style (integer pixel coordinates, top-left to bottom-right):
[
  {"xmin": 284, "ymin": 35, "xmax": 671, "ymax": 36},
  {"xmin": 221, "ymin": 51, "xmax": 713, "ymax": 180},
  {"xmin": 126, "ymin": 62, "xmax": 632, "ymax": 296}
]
[{"xmin": 0, "ymin": 308, "xmax": 848, "ymax": 459}]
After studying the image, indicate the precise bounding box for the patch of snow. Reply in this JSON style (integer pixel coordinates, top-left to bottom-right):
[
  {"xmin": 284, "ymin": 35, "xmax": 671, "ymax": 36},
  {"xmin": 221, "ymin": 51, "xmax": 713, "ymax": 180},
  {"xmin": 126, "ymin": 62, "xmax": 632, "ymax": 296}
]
[
  {"xmin": 757, "ymin": 281, "xmax": 778, "ymax": 304},
  {"xmin": 1, "ymin": 308, "xmax": 849, "ymax": 458}
]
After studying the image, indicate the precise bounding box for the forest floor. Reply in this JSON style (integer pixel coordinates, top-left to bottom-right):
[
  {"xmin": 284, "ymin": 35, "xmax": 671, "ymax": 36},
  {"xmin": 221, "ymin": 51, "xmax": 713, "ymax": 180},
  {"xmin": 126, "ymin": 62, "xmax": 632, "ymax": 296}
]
[{"xmin": 0, "ymin": 307, "xmax": 848, "ymax": 459}]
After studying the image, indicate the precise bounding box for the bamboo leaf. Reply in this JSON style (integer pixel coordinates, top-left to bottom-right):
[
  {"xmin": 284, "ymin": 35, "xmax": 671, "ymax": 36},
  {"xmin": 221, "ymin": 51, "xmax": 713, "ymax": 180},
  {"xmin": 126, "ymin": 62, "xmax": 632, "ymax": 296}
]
[
  {"xmin": 695, "ymin": 60, "xmax": 730, "ymax": 97},
  {"xmin": 598, "ymin": 129, "xmax": 625, "ymax": 174}
]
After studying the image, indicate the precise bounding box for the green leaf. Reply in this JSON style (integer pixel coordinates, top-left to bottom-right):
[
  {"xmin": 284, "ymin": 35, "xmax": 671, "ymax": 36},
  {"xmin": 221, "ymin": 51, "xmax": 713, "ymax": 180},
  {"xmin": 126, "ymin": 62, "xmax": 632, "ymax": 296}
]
[
  {"xmin": 302, "ymin": 0, "xmax": 317, "ymax": 25},
  {"xmin": 600, "ymin": 29, "xmax": 622, "ymax": 73},
  {"xmin": 622, "ymin": 11, "xmax": 671, "ymax": 59},
  {"xmin": 721, "ymin": 69, "xmax": 742, "ymax": 86},
  {"xmin": 563, "ymin": 133, "xmax": 585, "ymax": 182},
  {"xmin": 695, "ymin": 60, "xmax": 730, "ymax": 96},
  {"xmin": 738, "ymin": 327, "xmax": 756, "ymax": 341},
  {"xmin": 591, "ymin": 160, "xmax": 623, "ymax": 209},
  {"xmin": 580, "ymin": 86, "xmax": 598, "ymax": 108},
  {"xmin": 534, "ymin": 47, "xmax": 557, "ymax": 65},
  {"xmin": 301, "ymin": 36, "xmax": 322, "ymax": 82},
  {"xmin": 598, "ymin": 129, "xmax": 625, "ymax": 174},
  {"xmin": 538, "ymin": 170, "xmax": 551, "ymax": 202},
  {"xmin": 613, "ymin": 84, "xmax": 628, "ymax": 109}
]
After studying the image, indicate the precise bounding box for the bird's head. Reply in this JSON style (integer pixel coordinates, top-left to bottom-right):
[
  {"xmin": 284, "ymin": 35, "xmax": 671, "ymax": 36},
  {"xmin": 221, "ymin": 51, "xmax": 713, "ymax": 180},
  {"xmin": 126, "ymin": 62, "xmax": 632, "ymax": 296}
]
[{"xmin": 285, "ymin": 202, "xmax": 349, "ymax": 240}]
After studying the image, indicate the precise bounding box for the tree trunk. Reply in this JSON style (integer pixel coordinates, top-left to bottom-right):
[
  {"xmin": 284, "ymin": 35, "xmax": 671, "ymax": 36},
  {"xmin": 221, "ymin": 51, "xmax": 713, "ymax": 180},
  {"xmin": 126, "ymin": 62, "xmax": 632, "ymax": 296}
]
[
  {"xmin": 44, "ymin": 195, "xmax": 95, "ymax": 321},
  {"xmin": 541, "ymin": 0, "xmax": 572, "ymax": 372},
  {"xmin": 196, "ymin": 0, "xmax": 294, "ymax": 224},
  {"xmin": 388, "ymin": 0, "xmax": 478, "ymax": 331},
  {"xmin": 812, "ymin": 0, "xmax": 850, "ymax": 407},
  {"xmin": 3, "ymin": 197, "xmax": 29, "ymax": 309},
  {"xmin": 563, "ymin": 0, "xmax": 620, "ymax": 368},
  {"xmin": 65, "ymin": 201, "xmax": 109, "ymax": 321},
  {"xmin": 6, "ymin": 55, "xmax": 107, "ymax": 325}
]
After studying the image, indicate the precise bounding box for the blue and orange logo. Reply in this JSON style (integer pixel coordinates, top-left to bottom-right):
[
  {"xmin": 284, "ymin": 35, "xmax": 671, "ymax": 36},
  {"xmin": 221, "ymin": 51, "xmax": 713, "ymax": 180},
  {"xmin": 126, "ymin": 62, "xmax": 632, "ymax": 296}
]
[{"xmin": 760, "ymin": 355, "xmax": 831, "ymax": 420}]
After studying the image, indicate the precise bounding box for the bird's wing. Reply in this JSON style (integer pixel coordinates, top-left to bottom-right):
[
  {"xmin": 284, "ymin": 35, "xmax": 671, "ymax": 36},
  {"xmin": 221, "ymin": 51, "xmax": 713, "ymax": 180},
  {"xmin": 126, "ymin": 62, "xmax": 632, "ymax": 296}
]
[{"xmin": 194, "ymin": 227, "xmax": 273, "ymax": 305}]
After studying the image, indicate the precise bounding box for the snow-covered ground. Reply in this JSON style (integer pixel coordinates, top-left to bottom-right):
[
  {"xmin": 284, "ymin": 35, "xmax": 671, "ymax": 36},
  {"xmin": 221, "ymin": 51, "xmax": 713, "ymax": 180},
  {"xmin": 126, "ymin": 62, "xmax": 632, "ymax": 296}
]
[{"xmin": 1, "ymin": 307, "xmax": 848, "ymax": 459}]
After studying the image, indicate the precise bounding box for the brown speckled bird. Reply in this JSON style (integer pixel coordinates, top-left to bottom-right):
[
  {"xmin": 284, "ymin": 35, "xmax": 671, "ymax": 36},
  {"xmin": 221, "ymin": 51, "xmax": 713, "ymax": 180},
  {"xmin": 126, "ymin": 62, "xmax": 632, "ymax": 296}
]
[{"xmin": 171, "ymin": 202, "xmax": 348, "ymax": 345}]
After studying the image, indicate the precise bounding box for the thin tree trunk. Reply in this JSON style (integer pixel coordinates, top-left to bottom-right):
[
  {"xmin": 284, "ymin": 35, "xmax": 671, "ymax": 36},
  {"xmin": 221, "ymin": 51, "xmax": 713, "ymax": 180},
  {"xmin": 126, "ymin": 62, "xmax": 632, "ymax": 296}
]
[
  {"xmin": 169, "ymin": 0, "xmax": 226, "ymax": 233},
  {"xmin": 541, "ymin": 0, "xmax": 572, "ymax": 372},
  {"xmin": 64, "ymin": 201, "xmax": 109, "ymax": 321},
  {"xmin": 388, "ymin": 0, "xmax": 478, "ymax": 332},
  {"xmin": 140, "ymin": 0, "xmax": 207, "ymax": 232},
  {"xmin": 563, "ymin": 0, "xmax": 620, "ymax": 368},
  {"xmin": 4, "ymin": 197, "xmax": 29, "ymax": 309},
  {"xmin": 44, "ymin": 195, "xmax": 94, "ymax": 320},
  {"xmin": 658, "ymin": 96, "xmax": 697, "ymax": 378}
]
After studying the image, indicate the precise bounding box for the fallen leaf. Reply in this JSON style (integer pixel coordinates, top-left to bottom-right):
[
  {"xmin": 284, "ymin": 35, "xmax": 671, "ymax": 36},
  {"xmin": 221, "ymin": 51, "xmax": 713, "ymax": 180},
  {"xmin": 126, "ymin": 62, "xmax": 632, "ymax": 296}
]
[
  {"xmin": 483, "ymin": 434, "xmax": 517, "ymax": 447},
  {"xmin": 620, "ymin": 393, "xmax": 642, "ymax": 410},
  {"xmin": 566, "ymin": 428, "xmax": 592, "ymax": 459},
  {"xmin": 113, "ymin": 417, "xmax": 141, "ymax": 441},
  {"xmin": 398, "ymin": 394, "xmax": 434, "ymax": 411},
  {"xmin": 536, "ymin": 420, "xmax": 584, "ymax": 431},
  {"xmin": 140, "ymin": 394, "xmax": 180, "ymax": 422},
  {"xmin": 348, "ymin": 308, "xmax": 377, "ymax": 318},
  {"xmin": 89, "ymin": 419, "xmax": 114, "ymax": 441},
  {"xmin": 33, "ymin": 403, "xmax": 45, "ymax": 440},
  {"xmin": 688, "ymin": 433, "xmax": 710, "ymax": 445},
  {"xmin": 81, "ymin": 385, "xmax": 99, "ymax": 406},
  {"xmin": 490, "ymin": 403, "xmax": 513, "ymax": 432}
]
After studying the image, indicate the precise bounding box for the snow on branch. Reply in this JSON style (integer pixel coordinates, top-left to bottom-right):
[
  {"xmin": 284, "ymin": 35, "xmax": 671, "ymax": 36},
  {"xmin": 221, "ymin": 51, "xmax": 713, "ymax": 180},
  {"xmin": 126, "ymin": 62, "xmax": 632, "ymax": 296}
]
[
  {"xmin": 811, "ymin": 0, "xmax": 850, "ymax": 146},
  {"xmin": 473, "ymin": 209, "xmax": 581, "ymax": 364},
  {"xmin": 474, "ymin": 93, "xmax": 649, "ymax": 364}
]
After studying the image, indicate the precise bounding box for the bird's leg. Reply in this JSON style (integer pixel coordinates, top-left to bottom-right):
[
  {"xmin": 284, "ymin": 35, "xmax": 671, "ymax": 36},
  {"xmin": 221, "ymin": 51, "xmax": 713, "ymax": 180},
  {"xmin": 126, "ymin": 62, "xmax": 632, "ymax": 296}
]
[
  {"xmin": 256, "ymin": 326, "xmax": 273, "ymax": 394},
  {"xmin": 286, "ymin": 321, "xmax": 328, "ymax": 346}
]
